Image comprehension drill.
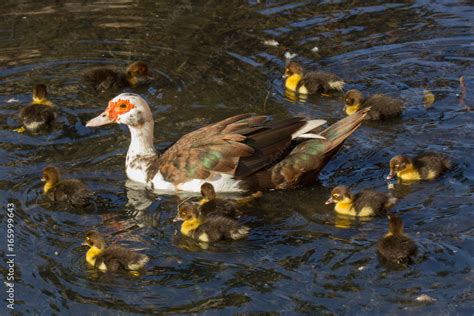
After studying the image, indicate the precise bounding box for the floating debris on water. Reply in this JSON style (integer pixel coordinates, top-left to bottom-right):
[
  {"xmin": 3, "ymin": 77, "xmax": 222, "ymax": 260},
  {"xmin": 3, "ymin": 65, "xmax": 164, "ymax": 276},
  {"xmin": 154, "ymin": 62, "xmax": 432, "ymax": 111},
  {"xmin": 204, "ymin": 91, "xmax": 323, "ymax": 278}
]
[
  {"xmin": 263, "ymin": 39, "xmax": 279, "ymax": 46},
  {"xmin": 7, "ymin": 98, "xmax": 19, "ymax": 103},
  {"xmin": 423, "ymin": 89, "xmax": 435, "ymax": 108},
  {"xmin": 416, "ymin": 294, "xmax": 437, "ymax": 303},
  {"xmin": 311, "ymin": 46, "xmax": 319, "ymax": 52},
  {"xmin": 284, "ymin": 51, "xmax": 297, "ymax": 60}
]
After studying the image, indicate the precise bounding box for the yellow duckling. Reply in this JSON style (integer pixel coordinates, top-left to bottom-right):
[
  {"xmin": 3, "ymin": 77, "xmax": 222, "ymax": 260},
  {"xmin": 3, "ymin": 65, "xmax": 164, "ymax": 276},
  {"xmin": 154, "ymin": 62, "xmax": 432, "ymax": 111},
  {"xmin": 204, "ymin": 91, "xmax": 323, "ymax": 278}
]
[
  {"xmin": 83, "ymin": 61, "xmax": 151, "ymax": 92},
  {"xmin": 325, "ymin": 186, "xmax": 397, "ymax": 217},
  {"xmin": 82, "ymin": 231, "xmax": 149, "ymax": 272},
  {"xmin": 283, "ymin": 61, "xmax": 345, "ymax": 95},
  {"xmin": 344, "ymin": 89, "xmax": 403, "ymax": 119},
  {"xmin": 377, "ymin": 215, "xmax": 417, "ymax": 264},
  {"xmin": 17, "ymin": 84, "xmax": 58, "ymax": 133},
  {"xmin": 42, "ymin": 166, "xmax": 93, "ymax": 206},
  {"xmin": 387, "ymin": 152, "xmax": 452, "ymax": 181},
  {"xmin": 173, "ymin": 202, "xmax": 249, "ymax": 243}
]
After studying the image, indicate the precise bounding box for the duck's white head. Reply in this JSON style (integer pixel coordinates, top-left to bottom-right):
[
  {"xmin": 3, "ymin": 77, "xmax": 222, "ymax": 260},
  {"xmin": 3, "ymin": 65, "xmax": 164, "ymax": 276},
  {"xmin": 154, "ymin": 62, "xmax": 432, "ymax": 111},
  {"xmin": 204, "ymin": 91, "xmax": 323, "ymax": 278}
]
[{"xmin": 86, "ymin": 93, "xmax": 153, "ymax": 128}]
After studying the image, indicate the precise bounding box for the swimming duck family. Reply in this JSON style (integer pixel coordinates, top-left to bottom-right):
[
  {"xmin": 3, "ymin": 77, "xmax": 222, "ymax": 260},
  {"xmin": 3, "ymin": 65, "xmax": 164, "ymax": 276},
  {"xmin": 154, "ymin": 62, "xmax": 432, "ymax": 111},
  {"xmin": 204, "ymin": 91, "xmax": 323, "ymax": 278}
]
[
  {"xmin": 18, "ymin": 84, "xmax": 58, "ymax": 133},
  {"xmin": 325, "ymin": 185, "xmax": 397, "ymax": 217},
  {"xmin": 86, "ymin": 93, "xmax": 369, "ymax": 192},
  {"xmin": 283, "ymin": 61, "xmax": 345, "ymax": 95},
  {"xmin": 83, "ymin": 231, "xmax": 149, "ymax": 272},
  {"xmin": 83, "ymin": 61, "xmax": 151, "ymax": 92},
  {"xmin": 42, "ymin": 166, "xmax": 93, "ymax": 206}
]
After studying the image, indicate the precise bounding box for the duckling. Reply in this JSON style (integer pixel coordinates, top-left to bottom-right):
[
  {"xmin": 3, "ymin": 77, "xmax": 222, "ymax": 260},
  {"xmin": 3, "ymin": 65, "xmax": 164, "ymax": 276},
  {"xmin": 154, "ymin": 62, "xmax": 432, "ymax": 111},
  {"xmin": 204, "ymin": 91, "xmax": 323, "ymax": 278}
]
[
  {"xmin": 283, "ymin": 61, "xmax": 345, "ymax": 95},
  {"xmin": 344, "ymin": 89, "xmax": 403, "ymax": 120},
  {"xmin": 173, "ymin": 202, "xmax": 249, "ymax": 243},
  {"xmin": 199, "ymin": 182, "xmax": 240, "ymax": 218},
  {"xmin": 82, "ymin": 231, "xmax": 149, "ymax": 272},
  {"xmin": 387, "ymin": 152, "xmax": 452, "ymax": 181},
  {"xmin": 325, "ymin": 186, "xmax": 397, "ymax": 217},
  {"xmin": 18, "ymin": 84, "xmax": 58, "ymax": 133},
  {"xmin": 42, "ymin": 166, "xmax": 93, "ymax": 206},
  {"xmin": 377, "ymin": 215, "xmax": 417, "ymax": 264},
  {"xmin": 83, "ymin": 61, "xmax": 150, "ymax": 92}
]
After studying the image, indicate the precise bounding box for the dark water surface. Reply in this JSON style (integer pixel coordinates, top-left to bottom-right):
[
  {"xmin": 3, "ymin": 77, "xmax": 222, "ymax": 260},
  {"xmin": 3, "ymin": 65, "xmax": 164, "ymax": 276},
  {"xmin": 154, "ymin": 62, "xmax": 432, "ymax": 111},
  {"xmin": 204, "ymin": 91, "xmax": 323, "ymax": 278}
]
[{"xmin": 1, "ymin": 1, "xmax": 473, "ymax": 314}]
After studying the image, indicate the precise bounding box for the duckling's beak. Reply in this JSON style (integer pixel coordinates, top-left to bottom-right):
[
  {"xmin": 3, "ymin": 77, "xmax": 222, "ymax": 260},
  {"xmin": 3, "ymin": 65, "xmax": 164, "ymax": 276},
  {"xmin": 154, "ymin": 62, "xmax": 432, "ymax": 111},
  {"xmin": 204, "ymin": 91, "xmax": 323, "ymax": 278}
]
[
  {"xmin": 325, "ymin": 197, "xmax": 334, "ymax": 205},
  {"xmin": 86, "ymin": 111, "xmax": 114, "ymax": 127},
  {"xmin": 282, "ymin": 74, "xmax": 288, "ymax": 79},
  {"xmin": 172, "ymin": 215, "xmax": 183, "ymax": 223},
  {"xmin": 41, "ymin": 177, "xmax": 46, "ymax": 182},
  {"xmin": 81, "ymin": 241, "xmax": 90, "ymax": 246},
  {"xmin": 386, "ymin": 171, "xmax": 395, "ymax": 180}
]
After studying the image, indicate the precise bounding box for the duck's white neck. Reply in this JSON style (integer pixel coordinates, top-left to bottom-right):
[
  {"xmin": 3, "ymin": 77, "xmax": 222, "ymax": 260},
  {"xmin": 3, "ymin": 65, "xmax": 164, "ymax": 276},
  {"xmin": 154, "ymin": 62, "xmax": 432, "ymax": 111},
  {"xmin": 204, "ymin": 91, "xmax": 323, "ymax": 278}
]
[{"xmin": 127, "ymin": 121, "xmax": 157, "ymax": 158}]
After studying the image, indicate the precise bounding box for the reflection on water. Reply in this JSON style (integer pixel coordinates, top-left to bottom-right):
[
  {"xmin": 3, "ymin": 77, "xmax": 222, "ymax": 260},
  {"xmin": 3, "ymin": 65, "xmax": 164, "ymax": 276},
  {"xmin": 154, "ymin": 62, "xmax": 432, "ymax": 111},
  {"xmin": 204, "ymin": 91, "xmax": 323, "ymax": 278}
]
[{"xmin": 0, "ymin": 0, "xmax": 473, "ymax": 314}]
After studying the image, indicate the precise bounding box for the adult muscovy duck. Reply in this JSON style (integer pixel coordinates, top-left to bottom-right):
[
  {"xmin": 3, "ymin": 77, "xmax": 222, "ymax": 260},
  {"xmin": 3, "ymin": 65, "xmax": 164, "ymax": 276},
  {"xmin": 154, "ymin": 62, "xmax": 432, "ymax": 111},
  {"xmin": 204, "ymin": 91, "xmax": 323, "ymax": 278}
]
[{"xmin": 86, "ymin": 93, "xmax": 368, "ymax": 192}]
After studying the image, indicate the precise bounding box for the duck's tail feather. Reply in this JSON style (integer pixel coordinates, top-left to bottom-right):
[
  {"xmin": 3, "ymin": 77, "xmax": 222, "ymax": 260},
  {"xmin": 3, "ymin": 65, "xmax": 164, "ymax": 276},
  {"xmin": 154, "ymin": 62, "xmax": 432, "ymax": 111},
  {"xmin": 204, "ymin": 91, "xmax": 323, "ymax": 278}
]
[{"xmin": 270, "ymin": 108, "xmax": 369, "ymax": 189}]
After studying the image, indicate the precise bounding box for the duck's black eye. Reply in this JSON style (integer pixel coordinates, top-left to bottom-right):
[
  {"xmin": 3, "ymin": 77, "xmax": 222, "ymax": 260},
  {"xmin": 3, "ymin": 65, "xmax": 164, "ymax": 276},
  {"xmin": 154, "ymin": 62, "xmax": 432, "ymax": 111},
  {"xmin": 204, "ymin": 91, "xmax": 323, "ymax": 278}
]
[{"xmin": 120, "ymin": 103, "xmax": 127, "ymax": 109}]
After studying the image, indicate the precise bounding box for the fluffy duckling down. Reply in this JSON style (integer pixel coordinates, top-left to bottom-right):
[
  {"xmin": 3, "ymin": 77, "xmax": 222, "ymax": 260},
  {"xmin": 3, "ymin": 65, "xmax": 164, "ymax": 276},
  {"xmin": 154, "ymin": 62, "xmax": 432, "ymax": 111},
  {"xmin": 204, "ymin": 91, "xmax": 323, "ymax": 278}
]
[
  {"xmin": 344, "ymin": 89, "xmax": 403, "ymax": 120},
  {"xmin": 325, "ymin": 186, "xmax": 396, "ymax": 217},
  {"xmin": 18, "ymin": 84, "xmax": 58, "ymax": 133},
  {"xmin": 42, "ymin": 166, "xmax": 93, "ymax": 206},
  {"xmin": 283, "ymin": 61, "xmax": 345, "ymax": 95},
  {"xmin": 377, "ymin": 215, "xmax": 417, "ymax": 264},
  {"xmin": 387, "ymin": 152, "xmax": 452, "ymax": 181},
  {"xmin": 83, "ymin": 61, "xmax": 151, "ymax": 92},
  {"xmin": 83, "ymin": 231, "xmax": 149, "ymax": 272},
  {"xmin": 174, "ymin": 202, "xmax": 249, "ymax": 243}
]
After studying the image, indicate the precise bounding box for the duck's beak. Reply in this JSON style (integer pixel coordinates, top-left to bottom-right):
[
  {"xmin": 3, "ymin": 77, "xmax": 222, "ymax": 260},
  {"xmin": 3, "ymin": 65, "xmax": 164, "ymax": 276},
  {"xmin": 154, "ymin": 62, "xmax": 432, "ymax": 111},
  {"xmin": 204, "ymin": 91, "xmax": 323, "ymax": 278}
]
[
  {"xmin": 41, "ymin": 177, "xmax": 46, "ymax": 182},
  {"xmin": 325, "ymin": 197, "xmax": 334, "ymax": 205},
  {"xmin": 81, "ymin": 241, "xmax": 89, "ymax": 246},
  {"xmin": 86, "ymin": 111, "xmax": 114, "ymax": 127}
]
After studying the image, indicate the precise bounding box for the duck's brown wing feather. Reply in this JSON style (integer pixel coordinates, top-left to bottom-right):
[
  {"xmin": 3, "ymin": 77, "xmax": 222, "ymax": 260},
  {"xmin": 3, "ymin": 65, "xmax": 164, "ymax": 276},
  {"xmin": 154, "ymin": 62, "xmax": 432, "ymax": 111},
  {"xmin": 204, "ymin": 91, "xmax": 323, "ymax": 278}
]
[
  {"xmin": 266, "ymin": 108, "xmax": 369, "ymax": 189},
  {"xmin": 158, "ymin": 114, "xmax": 306, "ymax": 184}
]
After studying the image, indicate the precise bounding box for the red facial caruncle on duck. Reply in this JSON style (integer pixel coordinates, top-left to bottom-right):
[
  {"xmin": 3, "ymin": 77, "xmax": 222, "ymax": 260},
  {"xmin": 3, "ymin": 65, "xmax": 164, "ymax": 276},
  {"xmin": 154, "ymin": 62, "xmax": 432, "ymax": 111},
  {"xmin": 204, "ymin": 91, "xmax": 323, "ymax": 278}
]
[{"xmin": 105, "ymin": 99, "xmax": 134, "ymax": 122}]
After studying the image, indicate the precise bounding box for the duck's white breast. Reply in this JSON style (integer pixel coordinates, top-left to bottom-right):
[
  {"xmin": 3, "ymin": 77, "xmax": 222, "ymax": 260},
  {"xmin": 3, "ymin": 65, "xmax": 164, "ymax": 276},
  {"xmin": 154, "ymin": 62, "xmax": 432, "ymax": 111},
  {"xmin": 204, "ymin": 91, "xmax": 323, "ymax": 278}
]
[{"xmin": 153, "ymin": 172, "xmax": 244, "ymax": 193}]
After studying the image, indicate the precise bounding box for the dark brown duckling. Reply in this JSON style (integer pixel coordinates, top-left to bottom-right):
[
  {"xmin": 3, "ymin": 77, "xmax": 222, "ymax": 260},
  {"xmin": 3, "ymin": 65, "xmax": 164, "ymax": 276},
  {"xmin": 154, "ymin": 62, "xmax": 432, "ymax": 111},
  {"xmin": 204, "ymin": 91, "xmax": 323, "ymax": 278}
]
[
  {"xmin": 283, "ymin": 61, "xmax": 345, "ymax": 95},
  {"xmin": 325, "ymin": 185, "xmax": 397, "ymax": 217},
  {"xmin": 42, "ymin": 166, "xmax": 93, "ymax": 206},
  {"xmin": 199, "ymin": 182, "xmax": 239, "ymax": 218},
  {"xmin": 173, "ymin": 202, "xmax": 249, "ymax": 243},
  {"xmin": 83, "ymin": 61, "xmax": 151, "ymax": 92},
  {"xmin": 377, "ymin": 215, "xmax": 417, "ymax": 264},
  {"xmin": 387, "ymin": 152, "xmax": 452, "ymax": 181},
  {"xmin": 82, "ymin": 231, "xmax": 149, "ymax": 272},
  {"xmin": 18, "ymin": 84, "xmax": 58, "ymax": 133},
  {"xmin": 344, "ymin": 89, "xmax": 403, "ymax": 120}
]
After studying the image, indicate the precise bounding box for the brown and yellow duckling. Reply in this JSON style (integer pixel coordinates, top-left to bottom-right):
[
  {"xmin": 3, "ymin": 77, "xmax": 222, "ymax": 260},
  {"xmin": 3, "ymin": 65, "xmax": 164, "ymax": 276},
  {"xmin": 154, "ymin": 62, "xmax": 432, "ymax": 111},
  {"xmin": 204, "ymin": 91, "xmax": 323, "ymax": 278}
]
[
  {"xmin": 283, "ymin": 61, "xmax": 345, "ymax": 95},
  {"xmin": 344, "ymin": 89, "xmax": 403, "ymax": 120},
  {"xmin": 387, "ymin": 152, "xmax": 452, "ymax": 181},
  {"xmin": 82, "ymin": 231, "xmax": 149, "ymax": 272},
  {"xmin": 42, "ymin": 166, "xmax": 93, "ymax": 206},
  {"xmin": 17, "ymin": 84, "xmax": 58, "ymax": 133},
  {"xmin": 377, "ymin": 215, "xmax": 417, "ymax": 264},
  {"xmin": 325, "ymin": 186, "xmax": 397, "ymax": 217},
  {"xmin": 199, "ymin": 182, "xmax": 240, "ymax": 218},
  {"xmin": 174, "ymin": 202, "xmax": 250, "ymax": 243},
  {"xmin": 83, "ymin": 61, "xmax": 151, "ymax": 92}
]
